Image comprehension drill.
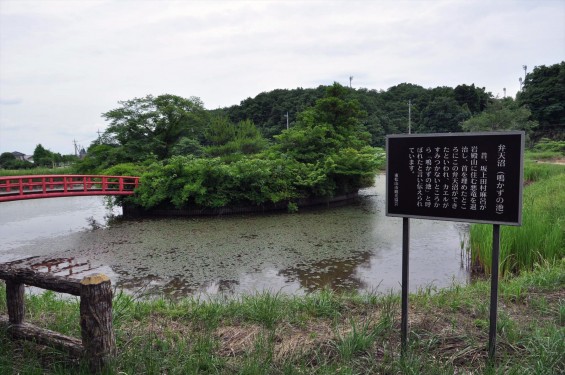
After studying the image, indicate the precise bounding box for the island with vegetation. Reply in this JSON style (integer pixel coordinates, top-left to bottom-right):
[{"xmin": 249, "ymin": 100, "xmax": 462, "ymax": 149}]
[{"xmin": 103, "ymin": 83, "xmax": 385, "ymax": 215}]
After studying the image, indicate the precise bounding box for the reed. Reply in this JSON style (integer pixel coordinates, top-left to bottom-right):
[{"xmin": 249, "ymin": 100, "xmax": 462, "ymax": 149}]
[{"xmin": 469, "ymin": 164, "xmax": 565, "ymax": 276}]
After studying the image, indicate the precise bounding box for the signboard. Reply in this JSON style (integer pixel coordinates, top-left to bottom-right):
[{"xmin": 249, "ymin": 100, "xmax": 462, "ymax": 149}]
[{"xmin": 386, "ymin": 132, "xmax": 524, "ymax": 226}]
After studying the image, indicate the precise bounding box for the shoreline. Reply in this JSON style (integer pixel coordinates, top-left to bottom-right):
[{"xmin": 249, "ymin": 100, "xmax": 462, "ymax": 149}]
[{"xmin": 122, "ymin": 191, "xmax": 360, "ymax": 217}]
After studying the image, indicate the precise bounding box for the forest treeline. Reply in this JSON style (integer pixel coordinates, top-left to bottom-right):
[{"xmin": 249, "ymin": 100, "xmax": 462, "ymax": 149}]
[
  {"xmin": 75, "ymin": 62, "xmax": 563, "ymax": 173},
  {"xmin": 222, "ymin": 61, "xmax": 564, "ymax": 146}
]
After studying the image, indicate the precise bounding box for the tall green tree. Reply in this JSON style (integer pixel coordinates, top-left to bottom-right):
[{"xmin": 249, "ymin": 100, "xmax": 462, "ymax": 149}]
[
  {"xmin": 275, "ymin": 83, "xmax": 380, "ymax": 195},
  {"xmin": 74, "ymin": 144, "xmax": 134, "ymax": 173},
  {"xmin": 378, "ymin": 83, "xmax": 430, "ymax": 135},
  {"xmin": 454, "ymin": 84, "xmax": 491, "ymax": 114},
  {"xmin": 33, "ymin": 144, "xmax": 55, "ymax": 167},
  {"xmin": 461, "ymin": 98, "xmax": 538, "ymax": 143},
  {"xmin": 275, "ymin": 83, "xmax": 370, "ymax": 163},
  {"xmin": 417, "ymin": 97, "xmax": 470, "ymax": 133},
  {"xmin": 102, "ymin": 94, "xmax": 209, "ymax": 161},
  {"xmin": 204, "ymin": 116, "xmax": 266, "ymax": 158},
  {"xmin": 518, "ymin": 62, "xmax": 565, "ymax": 139},
  {"xmin": 204, "ymin": 114, "xmax": 236, "ymax": 146}
]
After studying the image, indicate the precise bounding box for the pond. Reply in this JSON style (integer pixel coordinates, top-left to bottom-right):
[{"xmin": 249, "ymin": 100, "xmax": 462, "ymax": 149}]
[{"xmin": 0, "ymin": 175, "xmax": 470, "ymax": 299}]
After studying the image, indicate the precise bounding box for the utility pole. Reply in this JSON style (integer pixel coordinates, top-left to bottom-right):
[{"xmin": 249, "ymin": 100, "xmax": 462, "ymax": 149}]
[{"xmin": 408, "ymin": 99, "xmax": 412, "ymax": 134}]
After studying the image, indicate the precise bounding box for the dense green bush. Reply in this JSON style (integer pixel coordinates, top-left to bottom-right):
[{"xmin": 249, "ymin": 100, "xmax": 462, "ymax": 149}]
[
  {"xmin": 131, "ymin": 156, "xmax": 295, "ymax": 208},
  {"xmin": 532, "ymin": 138, "xmax": 565, "ymax": 154},
  {"xmin": 129, "ymin": 146, "xmax": 382, "ymax": 210}
]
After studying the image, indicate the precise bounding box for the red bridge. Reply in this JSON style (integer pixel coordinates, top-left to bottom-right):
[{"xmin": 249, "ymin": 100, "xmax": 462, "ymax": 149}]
[{"xmin": 0, "ymin": 175, "xmax": 140, "ymax": 202}]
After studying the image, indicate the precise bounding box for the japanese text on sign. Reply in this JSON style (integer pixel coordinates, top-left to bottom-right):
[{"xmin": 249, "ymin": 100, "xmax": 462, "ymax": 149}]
[{"xmin": 386, "ymin": 132, "xmax": 524, "ymax": 226}]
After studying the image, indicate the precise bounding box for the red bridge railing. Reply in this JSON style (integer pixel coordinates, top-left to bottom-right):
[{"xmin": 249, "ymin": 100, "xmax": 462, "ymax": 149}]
[{"xmin": 0, "ymin": 175, "xmax": 139, "ymax": 202}]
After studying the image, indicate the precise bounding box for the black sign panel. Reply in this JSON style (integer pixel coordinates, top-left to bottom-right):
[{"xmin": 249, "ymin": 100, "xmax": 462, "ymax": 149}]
[{"xmin": 386, "ymin": 132, "xmax": 524, "ymax": 225}]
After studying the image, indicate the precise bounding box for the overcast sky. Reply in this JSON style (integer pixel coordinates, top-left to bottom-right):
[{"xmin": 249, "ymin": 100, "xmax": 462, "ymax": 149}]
[{"xmin": 1, "ymin": 0, "xmax": 564, "ymax": 155}]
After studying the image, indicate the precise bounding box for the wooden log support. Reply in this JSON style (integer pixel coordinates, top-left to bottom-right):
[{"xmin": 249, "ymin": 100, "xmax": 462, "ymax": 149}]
[
  {"xmin": 0, "ymin": 316, "xmax": 84, "ymax": 357},
  {"xmin": 0, "ymin": 266, "xmax": 81, "ymax": 295},
  {"xmin": 6, "ymin": 280, "xmax": 25, "ymax": 324},
  {"xmin": 1, "ymin": 267, "xmax": 116, "ymax": 373},
  {"xmin": 80, "ymin": 274, "xmax": 116, "ymax": 373}
]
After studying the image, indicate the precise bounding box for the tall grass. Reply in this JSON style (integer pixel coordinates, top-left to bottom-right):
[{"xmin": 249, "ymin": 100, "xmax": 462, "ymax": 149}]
[
  {"xmin": 523, "ymin": 161, "xmax": 565, "ymax": 182},
  {"xmin": 469, "ymin": 163, "xmax": 565, "ymax": 276}
]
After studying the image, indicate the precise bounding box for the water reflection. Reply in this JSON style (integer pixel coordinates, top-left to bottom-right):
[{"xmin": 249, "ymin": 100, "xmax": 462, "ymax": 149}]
[
  {"xmin": 0, "ymin": 176, "xmax": 470, "ymax": 299},
  {"xmin": 279, "ymin": 253, "xmax": 372, "ymax": 292}
]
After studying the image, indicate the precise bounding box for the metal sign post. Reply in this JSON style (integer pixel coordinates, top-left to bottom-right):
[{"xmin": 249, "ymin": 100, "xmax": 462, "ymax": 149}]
[
  {"xmin": 401, "ymin": 217, "xmax": 410, "ymax": 354},
  {"xmin": 488, "ymin": 224, "xmax": 501, "ymax": 362},
  {"xmin": 386, "ymin": 132, "xmax": 524, "ymax": 364}
]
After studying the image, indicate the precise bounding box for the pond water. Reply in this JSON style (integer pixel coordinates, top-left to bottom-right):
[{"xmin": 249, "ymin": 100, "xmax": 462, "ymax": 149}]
[{"xmin": 0, "ymin": 175, "xmax": 471, "ymax": 299}]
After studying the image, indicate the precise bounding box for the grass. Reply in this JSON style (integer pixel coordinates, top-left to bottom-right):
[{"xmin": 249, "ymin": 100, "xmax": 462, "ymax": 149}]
[
  {"xmin": 525, "ymin": 139, "xmax": 565, "ymax": 162},
  {"xmin": 523, "ymin": 160, "xmax": 565, "ymax": 183},
  {"xmin": 0, "ymin": 166, "xmax": 76, "ymax": 177},
  {"xmin": 525, "ymin": 150, "xmax": 564, "ymax": 161},
  {"xmin": 1, "ymin": 260, "xmax": 564, "ymax": 374},
  {"xmin": 469, "ymin": 162, "xmax": 565, "ymax": 276}
]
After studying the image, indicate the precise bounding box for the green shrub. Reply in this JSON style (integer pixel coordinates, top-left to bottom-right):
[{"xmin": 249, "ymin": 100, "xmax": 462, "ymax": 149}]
[{"xmin": 532, "ymin": 138, "xmax": 565, "ymax": 154}]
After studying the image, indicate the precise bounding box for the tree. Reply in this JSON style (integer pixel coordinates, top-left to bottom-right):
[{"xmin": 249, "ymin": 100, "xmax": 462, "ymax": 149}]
[
  {"xmin": 74, "ymin": 144, "xmax": 132, "ymax": 173},
  {"xmin": 377, "ymin": 83, "xmax": 430, "ymax": 135},
  {"xmin": 275, "ymin": 83, "xmax": 370, "ymax": 163},
  {"xmin": 33, "ymin": 144, "xmax": 55, "ymax": 167},
  {"xmin": 454, "ymin": 84, "xmax": 491, "ymax": 114},
  {"xmin": 102, "ymin": 94, "xmax": 209, "ymax": 161},
  {"xmin": 461, "ymin": 98, "xmax": 538, "ymax": 143},
  {"xmin": 518, "ymin": 62, "xmax": 565, "ymax": 138},
  {"xmin": 0, "ymin": 152, "xmax": 16, "ymax": 167},
  {"xmin": 274, "ymin": 83, "xmax": 381, "ymax": 195},
  {"xmin": 417, "ymin": 97, "xmax": 470, "ymax": 133},
  {"xmin": 204, "ymin": 116, "xmax": 267, "ymax": 157},
  {"xmin": 171, "ymin": 137, "xmax": 203, "ymax": 157},
  {"xmin": 0, "ymin": 152, "xmax": 32, "ymax": 169},
  {"xmin": 224, "ymin": 87, "xmax": 326, "ymax": 139},
  {"xmin": 204, "ymin": 114, "xmax": 236, "ymax": 146}
]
